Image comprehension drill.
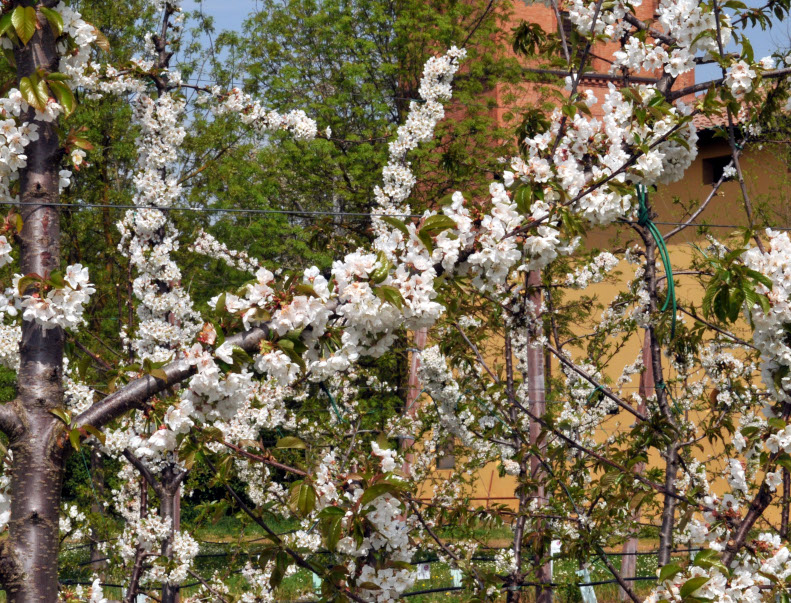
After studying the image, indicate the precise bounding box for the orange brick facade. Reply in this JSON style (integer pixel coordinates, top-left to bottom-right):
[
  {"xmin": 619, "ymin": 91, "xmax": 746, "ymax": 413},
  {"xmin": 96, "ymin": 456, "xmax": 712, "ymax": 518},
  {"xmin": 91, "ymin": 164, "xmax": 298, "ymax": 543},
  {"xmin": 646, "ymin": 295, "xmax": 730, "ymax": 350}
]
[{"xmin": 493, "ymin": 0, "xmax": 696, "ymax": 122}]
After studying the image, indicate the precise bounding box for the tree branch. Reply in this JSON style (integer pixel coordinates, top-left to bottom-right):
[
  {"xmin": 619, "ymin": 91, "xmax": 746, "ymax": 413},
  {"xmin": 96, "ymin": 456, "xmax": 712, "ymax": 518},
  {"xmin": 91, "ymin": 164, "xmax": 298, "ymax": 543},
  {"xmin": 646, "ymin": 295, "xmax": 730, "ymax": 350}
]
[
  {"xmin": 75, "ymin": 326, "xmax": 269, "ymax": 430},
  {"xmin": 187, "ymin": 569, "xmax": 230, "ymax": 603},
  {"xmin": 203, "ymin": 455, "xmax": 367, "ymax": 603},
  {"xmin": 0, "ymin": 534, "xmax": 24, "ymax": 593},
  {"xmin": 667, "ymin": 67, "xmax": 791, "ymax": 101},
  {"xmin": 545, "ymin": 344, "xmax": 648, "ymax": 422},
  {"xmin": 123, "ymin": 449, "xmax": 164, "ymax": 498},
  {"xmin": 454, "ymin": 321, "xmax": 500, "ymax": 384},
  {"xmin": 0, "ymin": 404, "xmax": 22, "ymax": 439}
]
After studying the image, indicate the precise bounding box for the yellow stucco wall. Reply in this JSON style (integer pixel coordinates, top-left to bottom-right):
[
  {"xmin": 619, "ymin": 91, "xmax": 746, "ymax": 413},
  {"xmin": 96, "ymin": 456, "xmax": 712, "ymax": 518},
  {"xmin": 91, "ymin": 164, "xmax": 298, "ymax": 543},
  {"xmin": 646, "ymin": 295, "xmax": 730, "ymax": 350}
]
[{"xmin": 416, "ymin": 140, "xmax": 791, "ymax": 521}]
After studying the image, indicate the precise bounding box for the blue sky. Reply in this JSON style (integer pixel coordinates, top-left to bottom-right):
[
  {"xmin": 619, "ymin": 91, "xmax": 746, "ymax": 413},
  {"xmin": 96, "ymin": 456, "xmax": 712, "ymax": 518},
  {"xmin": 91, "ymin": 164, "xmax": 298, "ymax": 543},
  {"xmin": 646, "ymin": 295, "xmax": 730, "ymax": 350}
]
[
  {"xmin": 183, "ymin": 0, "xmax": 787, "ymax": 84},
  {"xmin": 184, "ymin": 1, "xmax": 251, "ymax": 31}
]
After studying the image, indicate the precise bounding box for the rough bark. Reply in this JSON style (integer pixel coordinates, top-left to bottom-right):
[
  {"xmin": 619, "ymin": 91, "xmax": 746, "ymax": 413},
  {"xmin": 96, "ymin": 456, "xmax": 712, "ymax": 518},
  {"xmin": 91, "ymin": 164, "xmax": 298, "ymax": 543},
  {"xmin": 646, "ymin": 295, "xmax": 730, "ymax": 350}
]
[
  {"xmin": 160, "ymin": 482, "xmax": 179, "ymax": 603},
  {"xmin": 505, "ymin": 329, "xmax": 525, "ymax": 603},
  {"xmin": 88, "ymin": 447, "xmax": 106, "ymax": 575},
  {"xmin": 783, "ymin": 469, "xmax": 790, "ymax": 538},
  {"xmin": 639, "ymin": 224, "xmax": 679, "ymax": 568},
  {"xmin": 0, "ymin": 7, "xmax": 68, "ymax": 602},
  {"xmin": 400, "ymin": 328, "xmax": 427, "ymax": 476},
  {"xmin": 619, "ymin": 336, "xmax": 652, "ymax": 600},
  {"xmin": 526, "ymin": 270, "xmax": 552, "ymax": 603}
]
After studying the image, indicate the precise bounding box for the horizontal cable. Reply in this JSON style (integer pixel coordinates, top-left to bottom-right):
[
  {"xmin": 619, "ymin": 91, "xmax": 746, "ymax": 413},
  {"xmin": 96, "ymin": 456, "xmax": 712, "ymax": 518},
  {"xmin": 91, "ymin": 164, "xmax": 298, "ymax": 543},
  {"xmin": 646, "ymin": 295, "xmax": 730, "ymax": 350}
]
[
  {"xmin": 0, "ymin": 200, "xmax": 422, "ymax": 219},
  {"xmin": 1, "ymin": 200, "xmax": 789, "ymax": 232}
]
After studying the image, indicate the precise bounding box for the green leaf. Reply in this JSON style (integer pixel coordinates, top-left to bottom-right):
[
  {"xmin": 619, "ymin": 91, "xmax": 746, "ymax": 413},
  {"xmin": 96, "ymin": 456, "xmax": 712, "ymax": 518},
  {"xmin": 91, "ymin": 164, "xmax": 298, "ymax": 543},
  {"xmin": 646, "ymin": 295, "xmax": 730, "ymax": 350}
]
[
  {"xmin": 92, "ymin": 27, "xmax": 110, "ymax": 52},
  {"xmin": 322, "ymin": 514, "xmax": 344, "ymax": 551},
  {"xmin": 47, "ymin": 80, "xmax": 75, "ymax": 117},
  {"xmin": 270, "ymin": 551, "xmax": 290, "ymax": 588},
  {"xmin": 375, "ymin": 285, "xmax": 405, "ymax": 310},
  {"xmin": 380, "ymin": 216, "xmax": 409, "ymax": 237},
  {"xmin": 70, "ymin": 137, "xmax": 94, "ymax": 151},
  {"xmin": 368, "ymin": 251, "xmax": 391, "ymax": 284},
  {"xmin": 48, "ymin": 271, "xmax": 65, "ymax": 289},
  {"xmin": 83, "ymin": 425, "xmax": 105, "ymax": 445},
  {"xmin": 680, "ymin": 576, "xmax": 709, "ymax": 599},
  {"xmin": 17, "ymin": 273, "xmax": 41, "ymax": 295},
  {"xmin": 386, "ymin": 560, "xmax": 414, "ymax": 571},
  {"xmin": 149, "ymin": 368, "xmax": 168, "ymax": 383},
  {"xmin": 214, "ymin": 292, "xmax": 226, "ymax": 313},
  {"xmin": 276, "ymin": 338, "xmax": 306, "ymax": 372},
  {"xmin": 599, "ymin": 470, "xmax": 619, "ymax": 489},
  {"xmin": 39, "ymin": 6, "xmax": 63, "ymax": 37},
  {"xmin": 0, "ymin": 12, "xmax": 13, "ymax": 37},
  {"xmin": 513, "ymin": 185, "xmax": 533, "ymax": 214},
  {"xmin": 34, "ymin": 77, "xmax": 50, "ymax": 111},
  {"xmin": 420, "ymin": 214, "xmax": 456, "ymax": 234},
  {"xmin": 359, "ymin": 481, "xmax": 403, "ymax": 508},
  {"xmin": 658, "ymin": 563, "xmax": 682, "ymax": 583},
  {"xmin": 44, "ymin": 72, "xmax": 70, "ymax": 82},
  {"xmin": 19, "ymin": 77, "xmax": 42, "ymax": 111},
  {"xmin": 76, "ymin": 355, "xmax": 90, "ymax": 381},
  {"xmin": 692, "ymin": 549, "xmax": 728, "ymax": 575},
  {"xmin": 276, "ymin": 436, "xmax": 307, "ymax": 449},
  {"xmin": 231, "ymin": 346, "xmax": 253, "ymax": 368},
  {"xmin": 294, "ymin": 283, "xmax": 319, "ymax": 298},
  {"xmin": 289, "ymin": 481, "xmax": 316, "ymax": 516},
  {"xmin": 318, "ymin": 506, "xmax": 345, "ymax": 518},
  {"xmin": 69, "ymin": 428, "xmax": 81, "ymax": 451},
  {"xmin": 11, "ymin": 6, "xmax": 37, "ymax": 46},
  {"xmin": 49, "ymin": 407, "xmax": 71, "ymax": 426},
  {"xmin": 417, "ymin": 229, "xmax": 433, "ymax": 255}
]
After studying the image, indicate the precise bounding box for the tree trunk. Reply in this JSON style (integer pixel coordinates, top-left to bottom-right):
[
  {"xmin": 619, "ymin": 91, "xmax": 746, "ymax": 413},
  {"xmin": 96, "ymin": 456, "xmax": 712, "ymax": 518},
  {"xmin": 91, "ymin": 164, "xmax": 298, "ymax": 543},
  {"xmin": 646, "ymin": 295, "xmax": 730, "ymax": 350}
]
[
  {"xmin": 157, "ymin": 466, "xmax": 187, "ymax": 603},
  {"xmin": 160, "ymin": 483, "xmax": 179, "ymax": 603},
  {"xmin": 0, "ymin": 8, "xmax": 66, "ymax": 602},
  {"xmin": 783, "ymin": 469, "xmax": 790, "ymax": 538},
  {"xmin": 89, "ymin": 447, "xmax": 106, "ymax": 574},
  {"xmin": 400, "ymin": 328, "xmax": 427, "ymax": 476},
  {"xmin": 527, "ymin": 270, "xmax": 551, "ymax": 603},
  {"xmin": 638, "ymin": 220, "xmax": 679, "ymax": 568},
  {"xmin": 620, "ymin": 335, "xmax": 652, "ymax": 600}
]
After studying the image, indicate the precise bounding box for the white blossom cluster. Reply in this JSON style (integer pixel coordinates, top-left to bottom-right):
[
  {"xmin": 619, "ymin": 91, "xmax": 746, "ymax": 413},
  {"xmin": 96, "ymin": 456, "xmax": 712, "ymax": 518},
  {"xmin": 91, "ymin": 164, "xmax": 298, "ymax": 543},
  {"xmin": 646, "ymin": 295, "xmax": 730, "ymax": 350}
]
[
  {"xmin": 356, "ymin": 493, "xmax": 416, "ymax": 600},
  {"xmin": 742, "ymin": 230, "xmax": 791, "ymax": 403},
  {"xmin": 372, "ymin": 47, "xmax": 466, "ymax": 223},
  {"xmin": 207, "ymin": 87, "xmax": 317, "ymax": 141},
  {"xmin": 418, "ymin": 346, "xmax": 484, "ymax": 451},
  {"xmin": 504, "ymin": 84, "xmax": 697, "ymax": 274},
  {"xmin": 0, "ymin": 472, "xmax": 10, "ymax": 531},
  {"xmin": 117, "ymin": 93, "xmax": 202, "ymax": 363},
  {"xmin": 16, "ymin": 264, "xmax": 95, "ymax": 331},
  {"xmin": 565, "ymin": 251, "xmax": 619, "ymax": 288},
  {"xmin": 463, "ymin": 183, "xmax": 525, "ymax": 286},
  {"xmin": 59, "ymin": 503, "xmax": 87, "ymax": 541},
  {"xmin": 725, "ymin": 60, "xmax": 758, "ymax": 98},
  {"xmin": 644, "ymin": 533, "xmax": 791, "ymax": 603},
  {"xmin": 0, "ymin": 113, "xmax": 38, "ymax": 204},
  {"xmin": 193, "ymin": 230, "xmax": 260, "ymax": 273},
  {"xmin": 570, "ymin": 0, "xmax": 732, "ymax": 82},
  {"xmin": 55, "ymin": 1, "xmax": 99, "ymax": 88}
]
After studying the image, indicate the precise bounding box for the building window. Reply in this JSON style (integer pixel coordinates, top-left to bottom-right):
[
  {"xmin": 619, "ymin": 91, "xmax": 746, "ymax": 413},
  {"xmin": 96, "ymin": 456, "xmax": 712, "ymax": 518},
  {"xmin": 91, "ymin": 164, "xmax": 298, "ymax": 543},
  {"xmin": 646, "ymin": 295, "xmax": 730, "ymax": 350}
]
[
  {"xmin": 702, "ymin": 155, "xmax": 734, "ymax": 185},
  {"xmin": 437, "ymin": 453, "xmax": 456, "ymax": 470},
  {"xmin": 558, "ymin": 10, "xmax": 586, "ymax": 60}
]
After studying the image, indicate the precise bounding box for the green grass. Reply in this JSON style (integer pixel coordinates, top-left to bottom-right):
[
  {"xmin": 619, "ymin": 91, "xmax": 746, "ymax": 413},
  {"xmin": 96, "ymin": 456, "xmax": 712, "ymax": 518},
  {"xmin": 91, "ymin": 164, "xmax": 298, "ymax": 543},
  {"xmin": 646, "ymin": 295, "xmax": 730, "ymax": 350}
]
[{"xmin": 9, "ymin": 517, "xmax": 687, "ymax": 602}]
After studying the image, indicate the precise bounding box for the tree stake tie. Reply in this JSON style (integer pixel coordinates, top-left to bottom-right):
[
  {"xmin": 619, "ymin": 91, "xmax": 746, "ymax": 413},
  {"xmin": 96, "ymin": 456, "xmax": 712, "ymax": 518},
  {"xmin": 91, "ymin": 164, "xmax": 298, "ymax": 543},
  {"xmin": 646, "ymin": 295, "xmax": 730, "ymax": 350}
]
[
  {"xmin": 636, "ymin": 184, "xmax": 677, "ymax": 339},
  {"xmin": 320, "ymin": 381, "xmax": 347, "ymax": 424},
  {"xmin": 586, "ymin": 384, "xmax": 604, "ymax": 405}
]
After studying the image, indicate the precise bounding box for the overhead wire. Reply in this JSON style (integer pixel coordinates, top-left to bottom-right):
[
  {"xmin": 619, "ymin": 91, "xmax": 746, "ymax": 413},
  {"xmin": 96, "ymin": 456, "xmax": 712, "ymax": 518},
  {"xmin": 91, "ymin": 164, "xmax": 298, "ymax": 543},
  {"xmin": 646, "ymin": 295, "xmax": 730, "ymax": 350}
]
[{"xmin": 0, "ymin": 199, "xmax": 788, "ymax": 232}]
